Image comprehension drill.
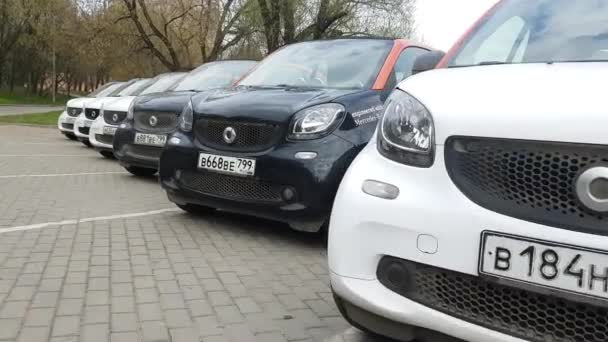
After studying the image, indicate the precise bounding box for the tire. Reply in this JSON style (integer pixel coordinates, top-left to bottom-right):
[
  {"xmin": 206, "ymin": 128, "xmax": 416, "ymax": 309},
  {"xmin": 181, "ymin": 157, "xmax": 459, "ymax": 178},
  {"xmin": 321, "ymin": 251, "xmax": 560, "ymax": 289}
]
[
  {"xmin": 125, "ymin": 166, "xmax": 157, "ymax": 177},
  {"xmin": 99, "ymin": 151, "xmax": 115, "ymax": 159},
  {"xmin": 177, "ymin": 203, "xmax": 215, "ymax": 215},
  {"xmin": 81, "ymin": 140, "xmax": 92, "ymax": 147},
  {"xmin": 64, "ymin": 133, "xmax": 78, "ymax": 141}
]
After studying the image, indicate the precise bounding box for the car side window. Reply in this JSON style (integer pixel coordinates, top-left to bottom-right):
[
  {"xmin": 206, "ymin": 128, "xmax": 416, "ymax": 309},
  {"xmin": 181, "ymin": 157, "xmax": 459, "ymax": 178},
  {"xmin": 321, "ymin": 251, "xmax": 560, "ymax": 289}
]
[
  {"xmin": 385, "ymin": 47, "xmax": 430, "ymax": 90},
  {"xmin": 396, "ymin": 47, "xmax": 430, "ymax": 82}
]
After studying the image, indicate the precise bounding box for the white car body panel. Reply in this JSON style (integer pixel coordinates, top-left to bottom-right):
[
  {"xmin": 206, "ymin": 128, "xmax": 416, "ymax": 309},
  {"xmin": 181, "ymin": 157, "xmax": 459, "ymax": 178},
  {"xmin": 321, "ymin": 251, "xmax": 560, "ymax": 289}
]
[
  {"xmin": 328, "ymin": 63, "xmax": 608, "ymax": 342},
  {"xmin": 74, "ymin": 97, "xmax": 117, "ymax": 140},
  {"xmin": 404, "ymin": 63, "xmax": 607, "ymax": 145},
  {"xmin": 57, "ymin": 97, "xmax": 93, "ymax": 133},
  {"xmin": 89, "ymin": 96, "xmax": 136, "ymax": 150}
]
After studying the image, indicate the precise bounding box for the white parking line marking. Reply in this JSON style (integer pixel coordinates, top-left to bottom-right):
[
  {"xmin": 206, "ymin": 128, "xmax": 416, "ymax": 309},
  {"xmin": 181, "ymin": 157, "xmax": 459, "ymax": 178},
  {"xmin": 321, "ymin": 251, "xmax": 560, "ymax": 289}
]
[
  {"xmin": 0, "ymin": 208, "xmax": 181, "ymax": 234},
  {"xmin": 0, "ymin": 171, "xmax": 128, "ymax": 179}
]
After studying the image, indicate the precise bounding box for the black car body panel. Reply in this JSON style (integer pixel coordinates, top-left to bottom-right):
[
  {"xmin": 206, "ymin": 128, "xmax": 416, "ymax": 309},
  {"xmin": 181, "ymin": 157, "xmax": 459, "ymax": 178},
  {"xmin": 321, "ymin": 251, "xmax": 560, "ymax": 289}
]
[
  {"xmin": 159, "ymin": 87, "xmax": 386, "ymax": 231},
  {"xmin": 113, "ymin": 91, "xmax": 196, "ymax": 170},
  {"xmin": 159, "ymin": 39, "xmax": 427, "ymax": 231}
]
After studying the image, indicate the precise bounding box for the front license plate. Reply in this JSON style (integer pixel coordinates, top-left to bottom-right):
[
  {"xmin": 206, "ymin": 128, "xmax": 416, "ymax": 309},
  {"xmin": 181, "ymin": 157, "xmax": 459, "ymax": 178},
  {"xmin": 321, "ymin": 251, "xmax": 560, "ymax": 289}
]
[
  {"xmin": 103, "ymin": 126, "xmax": 117, "ymax": 136},
  {"xmin": 480, "ymin": 232, "xmax": 608, "ymax": 300},
  {"xmin": 134, "ymin": 133, "xmax": 167, "ymax": 147},
  {"xmin": 198, "ymin": 153, "xmax": 256, "ymax": 176},
  {"xmin": 65, "ymin": 117, "xmax": 76, "ymax": 124}
]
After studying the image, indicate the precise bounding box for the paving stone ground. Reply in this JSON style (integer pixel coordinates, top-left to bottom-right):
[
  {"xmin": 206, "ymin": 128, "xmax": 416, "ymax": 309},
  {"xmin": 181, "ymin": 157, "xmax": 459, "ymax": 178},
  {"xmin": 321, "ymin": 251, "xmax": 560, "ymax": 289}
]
[{"xmin": 0, "ymin": 126, "xmax": 391, "ymax": 342}]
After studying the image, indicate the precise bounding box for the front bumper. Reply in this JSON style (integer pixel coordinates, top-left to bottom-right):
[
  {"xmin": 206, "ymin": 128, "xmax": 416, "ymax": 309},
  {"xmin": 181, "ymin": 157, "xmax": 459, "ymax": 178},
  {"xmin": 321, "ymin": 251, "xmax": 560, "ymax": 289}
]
[
  {"xmin": 328, "ymin": 142, "xmax": 608, "ymax": 342},
  {"xmin": 57, "ymin": 111, "xmax": 75, "ymax": 133},
  {"xmin": 159, "ymin": 132, "xmax": 358, "ymax": 232},
  {"xmin": 89, "ymin": 118, "xmax": 116, "ymax": 151},
  {"xmin": 74, "ymin": 114, "xmax": 94, "ymax": 141},
  {"xmin": 113, "ymin": 122, "xmax": 167, "ymax": 170}
]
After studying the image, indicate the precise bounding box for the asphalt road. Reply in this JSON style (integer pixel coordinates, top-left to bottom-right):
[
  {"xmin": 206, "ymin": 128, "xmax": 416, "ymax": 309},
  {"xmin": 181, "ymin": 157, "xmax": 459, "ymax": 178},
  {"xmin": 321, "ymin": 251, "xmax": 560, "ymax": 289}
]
[
  {"xmin": 0, "ymin": 105, "xmax": 64, "ymax": 116},
  {"xmin": 0, "ymin": 125, "xmax": 402, "ymax": 342}
]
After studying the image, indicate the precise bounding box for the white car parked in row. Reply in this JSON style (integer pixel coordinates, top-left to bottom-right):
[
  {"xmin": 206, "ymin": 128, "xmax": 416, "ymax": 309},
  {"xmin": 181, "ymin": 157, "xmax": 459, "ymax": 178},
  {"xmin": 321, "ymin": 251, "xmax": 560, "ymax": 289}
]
[
  {"xmin": 73, "ymin": 79, "xmax": 149, "ymax": 147},
  {"xmin": 57, "ymin": 82, "xmax": 124, "ymax": 140},
  {"xmin": 329, "ymin": 1, "xmax": 608, "ymax": 342},
  {"xmin": 89, "ymin": 72, "xmax": 186, "ymax": 158}
]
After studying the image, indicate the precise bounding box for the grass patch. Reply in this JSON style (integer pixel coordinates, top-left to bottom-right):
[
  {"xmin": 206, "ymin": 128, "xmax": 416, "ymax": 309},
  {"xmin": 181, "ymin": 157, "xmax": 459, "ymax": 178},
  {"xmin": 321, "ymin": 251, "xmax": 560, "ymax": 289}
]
[
  {"xmin": 0, "ymin": 111, "xmax": 62, "ymax": 126},
  {"xmin": 0, "ymin": 88, "xmax": 72, "ymax": 105}
]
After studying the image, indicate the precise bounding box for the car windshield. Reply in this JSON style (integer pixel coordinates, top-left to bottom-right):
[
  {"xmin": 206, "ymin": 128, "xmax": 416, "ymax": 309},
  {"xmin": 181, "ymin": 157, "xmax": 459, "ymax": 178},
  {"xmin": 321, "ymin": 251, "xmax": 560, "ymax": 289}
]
[
  {"xmin": 140, "ymin": 73, "xmax": 186, "ymax": 95},
  {"xmin": 88, "ymin": 82, "xmax": 122, "ymax": 98},
  {"xmin": 448, "ymin": 0, "xmax": 608, "ymax": 67},
  {"xmin": 116, "ymin": 79, "xmax": 153, "ymax": 96},
  {"xmin": 239, "ymin": 39, "xmax": 393, "ymax": 90},
  {"xmin": 171, "ymin": 61, "xmax": 256, "ymax": 92}
]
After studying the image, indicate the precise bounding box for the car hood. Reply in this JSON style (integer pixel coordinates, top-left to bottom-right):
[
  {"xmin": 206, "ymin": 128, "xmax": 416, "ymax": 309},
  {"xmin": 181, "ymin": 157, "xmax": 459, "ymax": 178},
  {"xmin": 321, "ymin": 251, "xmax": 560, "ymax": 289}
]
[
  {"xmin": 133, "ymin": 91, "xmax": 196, "ymax": 113},
  {"xmin": 66, "ymin": 97, "xmax": 94, "ymax": 108},
  {"xmin": 400, "ymin": 63, "xmax": 608, "ymax": 146},
  {"xmin": 193, "ymin": 86, "xmax": 360, "ymax": 124},
  {"xmin": 84, "ymin": 97, "xmax": 121, "ymax": 110},
  {"xmin": 103, "ymin": 96, "xmax": 136, "ymax": 112}
]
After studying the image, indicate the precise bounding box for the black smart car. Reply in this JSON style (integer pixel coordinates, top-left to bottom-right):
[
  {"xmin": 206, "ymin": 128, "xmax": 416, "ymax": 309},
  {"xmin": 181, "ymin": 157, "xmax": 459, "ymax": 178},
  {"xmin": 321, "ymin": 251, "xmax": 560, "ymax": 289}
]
[
  {"xmin": 159, "ymin": 38, "xmax": 430, "ymax": 232},
  {"xmin": 113, "ymin": 60, "xmax": 257, "ymax": 176}
]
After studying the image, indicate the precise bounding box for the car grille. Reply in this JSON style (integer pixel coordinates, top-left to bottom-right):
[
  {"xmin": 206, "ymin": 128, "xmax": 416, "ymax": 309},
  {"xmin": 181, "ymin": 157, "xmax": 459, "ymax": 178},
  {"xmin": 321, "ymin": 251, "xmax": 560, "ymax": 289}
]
[
  {"xmin": 194, "ymin": 118, "xmax": 282, "ymax": 152},
  {"xmin": 179, "ymin": 170, "xmax": 284, "ymax": 203},
  {"xmin": 134, "ymin": 111, "xmax": 177, "ymax": 134},
  {"xmin": 66, "ymin": 107, "xmax": 83, "ymax": 117},
  {"xmin": 95, "ymin": 134, "xmax": 114, "ymax": 145},
  {"xmin": 78, "ymin": 127, "xmax": 90, "ymax": 135},
  {"xmin": 61, "ymin": 123, "xmax": 74, "ymax": 130},
  {"xmin": 84, "ymin": 108, "xmax": 101, "ymax": 120},
  {"xmin": 128, "ymin": 144, "xmax": 162, "ymax": 160},
  {"xmin": 377, "ymin": 257, "xmax": 608, "ymax": 342},
  {"xmin": 445, "ymin": 137, "xmax": 608, "ymax": 236},
  {"xmin": 104, "ymin": 110, "xmax": 127, "ymax": 125}
]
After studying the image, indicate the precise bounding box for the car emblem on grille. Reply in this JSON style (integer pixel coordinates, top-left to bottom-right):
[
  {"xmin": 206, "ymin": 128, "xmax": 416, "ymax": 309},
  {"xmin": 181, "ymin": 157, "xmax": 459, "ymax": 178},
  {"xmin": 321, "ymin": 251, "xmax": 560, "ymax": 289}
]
[
  {"xmin": 575, "ymin": 166, "xmax": 608, "ymax": 213},
  {"xmin": 223, "ymin": 127, "xmax": 237, "ymax": 144},
  {"xmin": 70, "ymin": 109, "xmax": 76, "ymax": 115},
  {"xmin": 91, "ymin": 111, "xmax": 98, "ymax": 118},
  {"xmin": 149, "ymin": 116, "xmax": 158, "ymax": 127},
  {"xmin": 112, "ymin": 113, "xmax": 119, "ymax": 122}
]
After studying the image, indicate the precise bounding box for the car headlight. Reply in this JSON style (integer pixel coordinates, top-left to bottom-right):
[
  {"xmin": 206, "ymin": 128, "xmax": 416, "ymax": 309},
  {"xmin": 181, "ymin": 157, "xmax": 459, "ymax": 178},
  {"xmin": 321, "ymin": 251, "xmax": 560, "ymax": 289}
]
[
  {"xmin": 179, "ymin": 100, "xmax": 194, "ymax": 132},
  {"xmin": 377, "ymin": 90, "xmax": 435, "ymax": 168},
  {"xmin": 126, "ymin": 100, "xmax": 135, "ymax": 120},
  {"xmin": 288, "ymin": 103, "xmax": 346, "ymax": 140}
]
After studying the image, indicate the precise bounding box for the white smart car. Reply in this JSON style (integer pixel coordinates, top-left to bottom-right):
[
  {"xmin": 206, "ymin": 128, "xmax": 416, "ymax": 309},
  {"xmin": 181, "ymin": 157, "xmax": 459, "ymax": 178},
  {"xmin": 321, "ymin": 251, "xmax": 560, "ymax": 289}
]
[
  {"xmin": 90, "ymin": 72, "xmax": 186, "ymax": 158},
  {"xmin": 74, "ymin": 79, "xmax": 149, "ymax": 146},
  {"xmin": 329, "ymin": 1, "xmax": 608, "ymax": 342},
  {"xmin": 57, "ymin": 82, "xmax": 123, "ymax": 140}
]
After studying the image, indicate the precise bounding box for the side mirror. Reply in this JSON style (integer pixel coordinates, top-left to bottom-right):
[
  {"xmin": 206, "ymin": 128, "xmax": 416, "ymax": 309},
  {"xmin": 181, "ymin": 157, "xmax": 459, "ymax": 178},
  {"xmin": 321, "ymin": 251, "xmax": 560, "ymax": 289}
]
[{"xmin": 412, "ymin": 51, "xmax": 446, "ymax": 75}]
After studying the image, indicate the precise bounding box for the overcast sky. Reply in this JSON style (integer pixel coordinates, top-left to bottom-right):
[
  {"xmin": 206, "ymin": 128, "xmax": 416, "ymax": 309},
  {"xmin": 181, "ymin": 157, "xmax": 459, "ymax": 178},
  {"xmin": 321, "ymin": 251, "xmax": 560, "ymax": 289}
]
[{"xmin": 415, "ymin": 0, "xmax": 498, "ymax": 50}]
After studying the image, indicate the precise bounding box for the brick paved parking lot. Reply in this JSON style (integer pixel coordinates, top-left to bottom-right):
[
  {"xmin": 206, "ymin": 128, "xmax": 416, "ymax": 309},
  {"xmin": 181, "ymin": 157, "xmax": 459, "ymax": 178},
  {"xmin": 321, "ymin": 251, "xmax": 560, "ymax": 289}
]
[{"xmin": 0, "ymin": 126, "xmax": 389, "ymax": 342}]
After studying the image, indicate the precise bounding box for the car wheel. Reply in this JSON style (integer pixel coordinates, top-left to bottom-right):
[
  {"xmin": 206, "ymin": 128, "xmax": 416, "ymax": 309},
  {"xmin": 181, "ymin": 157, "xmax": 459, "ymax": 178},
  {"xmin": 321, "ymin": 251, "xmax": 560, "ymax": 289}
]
[
  {"xmin": 81, "ymin": 140, "xmax": 92, "ymax": 147},
  {"xmin": 125, "ymin": 166, "xmax": 157, "ymax": 177},
  {"xmin": 176, "ymin": 203, "xmax": 215, "ymax": 215},
  {"xmin": 64, "ymin": 133, "xmax": 78, "ymax": 141},
  {"xmin": 99, "ymin": 151, "xmax": 115, "ymax": 159}
]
